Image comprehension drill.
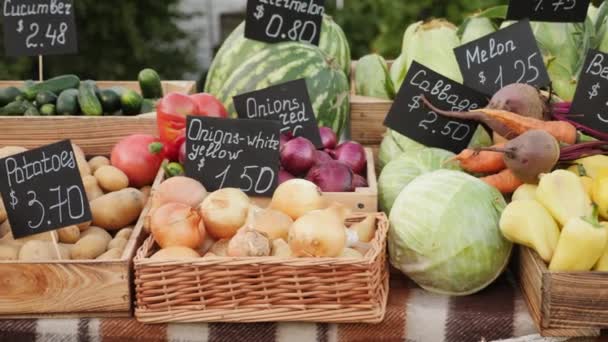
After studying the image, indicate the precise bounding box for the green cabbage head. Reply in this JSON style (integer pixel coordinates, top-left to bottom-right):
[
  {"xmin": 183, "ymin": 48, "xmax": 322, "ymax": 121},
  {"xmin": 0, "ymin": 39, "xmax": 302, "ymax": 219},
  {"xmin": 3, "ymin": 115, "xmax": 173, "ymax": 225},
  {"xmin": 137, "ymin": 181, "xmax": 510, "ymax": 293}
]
[{"xmin": 388, "ymin": 170, "xmax": 512, "ymax": 296}]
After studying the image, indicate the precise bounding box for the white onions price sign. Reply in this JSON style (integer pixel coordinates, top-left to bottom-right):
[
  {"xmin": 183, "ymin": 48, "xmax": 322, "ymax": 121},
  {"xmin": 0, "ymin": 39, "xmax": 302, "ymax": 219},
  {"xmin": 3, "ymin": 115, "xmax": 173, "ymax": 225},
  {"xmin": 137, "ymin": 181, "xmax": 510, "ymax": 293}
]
[
  {"xmin": 2, "ymin": 0, "xmax": 78, "ymax": 56},
  {"xmin": 0, "ymin": 140, "xmax": 91, "ymax": 239},
  {"xmin": 185, "ymin": 116, "xmax": 281, "ymax": 196},
  {"xmin": 383, "ymin": 62, "xmax": 488, "ymax": 154},
  {"xmin": 244, "ymin": 0, "xmax": 325, "ymax": 45}
]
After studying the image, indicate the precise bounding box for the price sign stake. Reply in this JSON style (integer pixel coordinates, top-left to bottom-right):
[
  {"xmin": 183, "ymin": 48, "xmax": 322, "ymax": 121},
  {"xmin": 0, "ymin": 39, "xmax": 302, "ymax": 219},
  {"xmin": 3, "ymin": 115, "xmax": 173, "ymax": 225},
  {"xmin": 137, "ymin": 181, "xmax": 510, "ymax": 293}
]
[
  {"xmin": 0, "ymin": 140, "xmax": 92, "ymax": 240},
  {"xmin": 185, "ymin": 116, "xmax": 281, "ymax": 196},
  {"xmin": 507, "ymin": 0, "xmax": 591, "ymax": 22},
  {"xmin": 245, "ymin": 0, "xmax": 325, "ymax": 45},
  {"xmin": 454, "ymin": 20, "xmax": 550, "ymax": 96},
  {"xmin": 569, "ymin": 49, "xmax": 608, "ymax": 132},
  {"xmin": 383, "ymin": 61, "xmax": 488, "ymax": 154},
  {"xmin": 233, "ymin": 79, "xmax": 323, "ymax": 147}
]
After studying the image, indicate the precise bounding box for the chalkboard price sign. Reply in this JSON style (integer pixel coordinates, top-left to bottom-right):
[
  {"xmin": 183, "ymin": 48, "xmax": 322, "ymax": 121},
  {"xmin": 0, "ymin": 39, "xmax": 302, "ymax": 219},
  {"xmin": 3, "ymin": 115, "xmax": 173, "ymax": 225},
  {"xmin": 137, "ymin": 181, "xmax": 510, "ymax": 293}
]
[
  {"xmin": 244, "ymin": 0, "xmax": 325, "ymax": 45},
  {"xmin": 454, "ymin": 20, "xmax": 550, "ymax": 96},
  {"xmin": 185, "ymin": 116, "xmax": 281, "ymax": 196},
  {"xmin": 0, "ymin": 140, "xmax": 92, "ymax": 239},
  {"xmin": 569, "ymin": 49, "xmax": 608, "ymax": 132},
  {"xmin": 2, "ymin": 0, "xmax": 78, "ymax": 57},
  {"xmin": 507, "ymin": 0, "xmax": 590, "ymax": 22},
  {"xmin": 383, "ymin": 62, "xmax": 488, "ymax": 154},
  {"xmin": 233, "ymin": 79, "xmax": 323, "ymax": 148}
]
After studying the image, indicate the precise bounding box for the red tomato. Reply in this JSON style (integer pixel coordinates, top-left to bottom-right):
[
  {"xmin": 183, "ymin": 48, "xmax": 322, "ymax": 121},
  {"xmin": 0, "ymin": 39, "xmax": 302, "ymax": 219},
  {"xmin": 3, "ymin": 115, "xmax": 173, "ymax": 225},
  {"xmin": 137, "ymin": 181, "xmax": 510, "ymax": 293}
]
[
  {"xmin": 190, "ymin": 93, "xmax": 228, "ymax": 118},
  {"xmin": 111, "ymin": 134, "xmax": 166, "ymax": 188},
  {"xmin": 156, "ymin": 92, "xmax": 197, "ymax": 161}
]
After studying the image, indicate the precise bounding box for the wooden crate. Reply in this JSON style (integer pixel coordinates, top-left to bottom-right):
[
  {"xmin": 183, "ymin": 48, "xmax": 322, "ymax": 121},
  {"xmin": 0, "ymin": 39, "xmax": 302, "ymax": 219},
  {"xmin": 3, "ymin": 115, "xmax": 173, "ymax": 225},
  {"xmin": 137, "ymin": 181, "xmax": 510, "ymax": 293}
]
[
  {"xmin": 0, "ymin": 147, "xmax": 159, "ymax": 318},
  {"xmin": 0, "ymin": 80, "xmax": 196, "ymax": 156},
  {"xmin": 518, "ymin": 247, "xmax": 608, "ymax": 337}
]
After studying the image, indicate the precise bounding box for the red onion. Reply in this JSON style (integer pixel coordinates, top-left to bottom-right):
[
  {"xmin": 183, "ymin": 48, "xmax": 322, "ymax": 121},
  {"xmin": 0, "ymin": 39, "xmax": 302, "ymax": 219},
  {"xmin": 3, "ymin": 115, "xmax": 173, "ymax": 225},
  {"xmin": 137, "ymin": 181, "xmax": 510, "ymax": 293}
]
[
  {"xmin": 329, "ymin": 141, "xmax": 367, "ymax": 175},
  {"xmin": 178, "ymin": 140, "xmax": 186, "ymax": 165},
  {"xmin": 280, "ymin": 137, "xmax": 316, "ymax": 175},
  {"xmin": 313, "ymin": 150, "xmax": 333, "ymax": 165},
  {"xmin": 278, "ymin": 168, "xmax": 295, "ymax": 184},
  {"xmin": 280, "ymin": 133, "xmax": 292, "ymax": 149},
  {"xmin": 352, "ymin": 174, "xmax": 368, "ymax": 188},
  {"xmin": 306, "ymin": 160, "xmax": 354, "ymax": 192},
  {"xmin": 319, "ymin": 126, "xmax": 337, "ymax": 150}
]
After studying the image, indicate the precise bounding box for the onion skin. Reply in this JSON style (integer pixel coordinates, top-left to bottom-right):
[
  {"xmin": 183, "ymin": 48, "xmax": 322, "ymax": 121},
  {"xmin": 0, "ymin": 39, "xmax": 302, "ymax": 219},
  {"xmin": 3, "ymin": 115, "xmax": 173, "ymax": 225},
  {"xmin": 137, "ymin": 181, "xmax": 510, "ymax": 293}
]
[
  {"xmin": 280, "ymin": 137, "xmax": 316, "ymax": 175},
  {"xmin": 270, "ymin": 179, "xmax": 325, "ymax": 219},
  {"xmin": 319, "ymin": 127, "xmax": 338, "ymax": 150},
  {"xmin": 288, "ymin": 205, "xmax": 347, "ymax": 257},
  {"xmin": 151, "ymin": 203, "xmax": 205, "ymax": 249},
  {"xmin": 352, "ymin": 174, "xmax": 368, "ymax": 188},
  {"xmin": 199, "ymin": 188, "xmax": 250, "ymax": 239},
  {"xmin": 330, "ymin": 141, "xmax": 367, "ymax": 175},
  {"xmin": 227, "ymin": 228, "xmax": 271, "ymax": 257},
  {"xmin": 306, "ymin": 161, "xmax": 354, "ymax": 192}
]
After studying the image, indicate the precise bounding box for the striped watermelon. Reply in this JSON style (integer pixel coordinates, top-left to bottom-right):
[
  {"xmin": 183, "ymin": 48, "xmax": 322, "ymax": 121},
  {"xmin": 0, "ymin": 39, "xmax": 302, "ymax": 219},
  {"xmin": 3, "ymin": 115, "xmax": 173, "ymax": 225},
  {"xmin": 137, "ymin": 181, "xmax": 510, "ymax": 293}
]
[
  {"xmin": 205, "ymin": 15, "xmax": 351, "ymax": 96},
  {"xmin": 214, "ymin": 42, "xmax": 350, "ymax": 136}
]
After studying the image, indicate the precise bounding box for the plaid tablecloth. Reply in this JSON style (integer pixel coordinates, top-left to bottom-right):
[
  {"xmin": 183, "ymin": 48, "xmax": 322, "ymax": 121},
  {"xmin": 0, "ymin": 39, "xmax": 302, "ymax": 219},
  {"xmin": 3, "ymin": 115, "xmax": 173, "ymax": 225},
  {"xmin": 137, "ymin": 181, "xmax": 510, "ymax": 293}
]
[{"xmin": 0, "ymin": 271, "xmax": 603, "ymax": 342}]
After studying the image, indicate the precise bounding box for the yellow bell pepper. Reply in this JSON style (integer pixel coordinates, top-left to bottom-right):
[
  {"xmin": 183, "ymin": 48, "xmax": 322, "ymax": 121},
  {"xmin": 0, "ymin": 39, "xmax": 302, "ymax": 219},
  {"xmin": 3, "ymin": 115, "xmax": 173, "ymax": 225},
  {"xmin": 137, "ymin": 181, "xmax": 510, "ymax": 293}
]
[
  {"xmin": 549, "ymin": 210, "xmax": 608, "ymax": 271},
  {"xmin": 499, "ymin": 200, "xmax": 560, "ymax": 262},
  {"xmin": 536, "ymin": 170, "xmax": 593, "ymax": 227},
  {"xmin": 512, "ymin": 184, "xmax": 537, "ymax": 201},
  {"xmin": 593, "ymin": 222, "xmax": 608, "ymax": 271},
  {"xmin": 572, "ymin": 155, "xmax": 608, "ymax": 179},
  {"xmin": 566, "ymin": 164, "xmax": 593, "ymax": 196},
  {"xmin": 592, "ymin": 170, "xmax": 608, "ymax": 220},
  {"xmin": 581, "ymin": 176, "xmax": 593, "ymax": 196}
]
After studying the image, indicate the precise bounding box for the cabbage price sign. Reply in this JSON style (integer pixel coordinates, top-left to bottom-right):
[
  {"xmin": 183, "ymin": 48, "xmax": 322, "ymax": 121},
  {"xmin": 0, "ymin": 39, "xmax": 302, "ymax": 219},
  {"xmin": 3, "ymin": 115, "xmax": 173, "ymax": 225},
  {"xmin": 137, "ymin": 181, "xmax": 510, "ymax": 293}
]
[
  {"xmin": 2, "ymin": 0, "xmax": 78, "ymax": 56},
  {"xmin": 245, "ymin": 0, "xmax": 325, "ymax": 45},
  {"xmin": 507, "ymin": 0, "xmax": 591, "ymax": 22}
]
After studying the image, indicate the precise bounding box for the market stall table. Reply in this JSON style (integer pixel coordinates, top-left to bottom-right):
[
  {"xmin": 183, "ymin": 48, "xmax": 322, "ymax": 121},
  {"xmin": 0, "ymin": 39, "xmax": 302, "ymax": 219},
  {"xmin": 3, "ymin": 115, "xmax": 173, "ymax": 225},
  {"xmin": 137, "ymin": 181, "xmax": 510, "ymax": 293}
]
[{"xmin": 0, "ymin": 271, "xmax": 599, "ymax": 342}]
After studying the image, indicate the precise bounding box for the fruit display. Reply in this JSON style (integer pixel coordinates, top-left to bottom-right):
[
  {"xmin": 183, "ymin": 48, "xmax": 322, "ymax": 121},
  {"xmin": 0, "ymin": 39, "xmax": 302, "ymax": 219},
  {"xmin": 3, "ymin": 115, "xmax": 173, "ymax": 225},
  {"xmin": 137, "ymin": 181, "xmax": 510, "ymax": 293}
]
[{"xmin": 0, "ymin": 68, "xmax": 163, "ymax": 116}]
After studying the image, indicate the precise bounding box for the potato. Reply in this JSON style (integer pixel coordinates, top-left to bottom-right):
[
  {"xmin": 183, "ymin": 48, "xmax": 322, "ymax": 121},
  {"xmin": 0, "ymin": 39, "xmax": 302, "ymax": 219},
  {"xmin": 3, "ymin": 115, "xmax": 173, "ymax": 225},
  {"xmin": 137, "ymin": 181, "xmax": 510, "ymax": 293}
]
[
  {"xmin": 0, "ymin": 219, "xmax": 10, "ymax": 239},
  {"xmin": 72, "ymin": 144, "xmax": 91, "ymax": 177},
  {"xmin": 83, "ymin": 175, "xmax": 104, "ymax": 201},
  {"xmin": 140, "ymin": 186, "xmax": 152, "ymax": 204},
  {"xmin": 88, "ymin": 156, "xmax": 110, "ymax": 173},
  {"xmin": 80, "ymin": 226, "xmax": 112, "ymax": 244},
  {"xmin": 151, "ymin": 246, "xmax": 200, "ymax": 260},
  {"xmin": 94, "ymin": 165, "xmax": 129, "ymax": 192},
  {"xmin": 108, "ymin": 237, "xmax": 127, "ymax": 251},
  {"xmin": 77, "ymin": 221, "xmax": 91, "ymax": 232},
  {"xmin": 90, "ymin": 188, "xmax": 144, "ymax": 231},
  {"xmin": 0, "ymin": 241, "xmax": 21, "ymax": 260},
  {"xmin": 96, "ymin": 248, "xmax": 123, "ymax": 260},
  {"xmin": 71, "ymin": 235, "xmax": 110, "ymax": 259},
  {"xmin": 115, "ymin": 227, "xmax": 133, "ymax": 240},
  {"xmin": 59, "ymin": 243, "xmax": 75, "ymax": 254},
  {"xmin": 0, "ymin": 146, "xmax": 27, "ymax": 158},
  {"xmin": 0, "ymin": 197, "xmax": 6, "ymax": 223},
  {"xmin": 57, "ymin": 225, "xmax": 80, "ymax": 244},
  {"xmin": 19, "ymin": 241, "xmax": 70, "ymax": 260},
  {"xmin": 3, "ymin": 230, "xmax": 52, "ymax": 243}
]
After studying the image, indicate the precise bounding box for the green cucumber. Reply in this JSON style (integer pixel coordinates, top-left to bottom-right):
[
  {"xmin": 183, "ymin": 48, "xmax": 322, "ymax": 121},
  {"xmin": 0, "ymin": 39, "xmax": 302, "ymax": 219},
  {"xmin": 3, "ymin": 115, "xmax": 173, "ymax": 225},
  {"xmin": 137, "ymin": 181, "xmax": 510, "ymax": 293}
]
[
  {"xmin": 78, "ymin": 80, "xmax": 103, "ymax": 116},
  {"xmin": 140, "ymin": 98, "xmax": 157, "ymax": 113},
  {"xmin": 0, "ymin": 87, "xmax": 23, "ymax": 106},
  {"xmin": 24, "ymin": 102, "xmax": 40, "ymax": 116},
  {"xmin": 109, "ymin": 86, "xmax": 128, "ymax": 97},
  {"xmin": 23, "ymin": 74, "xmax": 80, "ymax": 101},
  {"xmin": 40, "ymin": 104, "xmax": 56, "ymax": 116},
  {"xmin": 35, "ymin": 91, "xmax": 58, "ymax": 107},
  {"xmin": 120, "ymin": 89, "xmax": 143, "ymax": 115},
  {"xmin": 98, "ymin": 89, "xmax": 121, "ymax": 114},
  {"xmin": 56, "ymin": 89, "xmax": 80, "ymax": 115},
  {"xmin": 0, "ymin": 100, "xmax": 29, "ymax": 116},
  {"xmin": 138, "ymin": 68, "xmax": 163, "ymax": 98}
]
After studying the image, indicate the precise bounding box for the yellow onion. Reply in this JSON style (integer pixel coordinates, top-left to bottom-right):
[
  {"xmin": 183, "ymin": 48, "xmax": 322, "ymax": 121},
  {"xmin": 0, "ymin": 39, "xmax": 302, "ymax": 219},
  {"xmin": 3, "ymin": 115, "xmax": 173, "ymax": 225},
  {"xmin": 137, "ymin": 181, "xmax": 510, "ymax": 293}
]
[
  {"xmin": 151, "ymin": 203, "xmax": 205, "ymax": 249},
  {"xmin": 199, "ymin": 188, "xmax": 250, "ymax": 239}
]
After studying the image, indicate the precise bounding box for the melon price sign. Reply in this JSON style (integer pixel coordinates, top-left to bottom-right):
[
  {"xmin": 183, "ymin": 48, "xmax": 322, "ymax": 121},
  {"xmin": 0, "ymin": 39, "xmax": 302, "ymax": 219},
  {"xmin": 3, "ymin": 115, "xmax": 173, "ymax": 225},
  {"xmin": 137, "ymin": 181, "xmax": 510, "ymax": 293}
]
[
  {"xmin": 507, "ymin": 0, "xmax": 590, "ymax": 22},
  {"xmin": 233, "ymin": 79, "xmax": 323, "ymax": 148},
  {"xmin": 2, "ymin": 0, "xmax": 78, "ymax": 57},
  {"xmin": 245, "ymin": 0, "xmax": 325, "ymax": 45},
  {"xmin": 0, "ymin": 140, "xmax": 91, "ymax": 239},
  {"xmin": 454, "ymin": 20, "xmax": 550, "ymax": 96},
  {"xmin": 383, "ymin": 62, "xmax": 488, "ymax": 154},
  {"xmin": 185, "ymin": 116, "xmax": 281, "ymax": 196},
  {"xmin": 569, "ymin": 49, "xmax": 608, "ymax": 132}
]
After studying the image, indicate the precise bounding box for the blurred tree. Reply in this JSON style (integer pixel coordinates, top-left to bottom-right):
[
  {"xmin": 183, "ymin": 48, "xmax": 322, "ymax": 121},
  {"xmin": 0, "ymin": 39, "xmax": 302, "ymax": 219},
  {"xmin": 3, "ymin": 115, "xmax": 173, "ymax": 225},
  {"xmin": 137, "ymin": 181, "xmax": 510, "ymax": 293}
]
[
  {"xmin": 0, "ymin": 0, "xmax": 197, "ymax": 80},
  {"xmin": 326, "ymin": 0, "xmax": 503, "ymax": 59}
]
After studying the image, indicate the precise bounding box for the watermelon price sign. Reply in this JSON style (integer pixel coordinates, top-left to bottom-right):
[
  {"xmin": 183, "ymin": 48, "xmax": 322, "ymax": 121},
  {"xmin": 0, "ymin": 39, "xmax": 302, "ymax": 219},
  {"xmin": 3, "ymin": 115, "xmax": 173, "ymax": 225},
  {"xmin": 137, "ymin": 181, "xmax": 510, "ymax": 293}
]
[
  {"xmin": 570, "ymin": 49, "xmax": 608, "ymax": 132},
  {"xmin": 454, "ymin": 20, "xmax": 550, "ymax": 96},
  {"xmin": 507, "ymin": 0, "xmax": 590, "ymax": 22},
  {"xmin": 185, "ymin": 116, "xmax": 281, "ymax": 196},
  {"xmin": 0, "ymin": 140, "xmax": 91, "ymax": 239},
  {"xmin": 233, "ymin": 79, "xmax": 323, "ymax": 148},
  {"xmin": 245, "ymin": 0, "xmax": 325, "ymax": 45},
  {"xmin": 383, "ymin": 62, "xmax": 488, "ymax": 154},
  {"xmin": 2, "ymin": 0, "xmax": 78, "ymax": 57}
]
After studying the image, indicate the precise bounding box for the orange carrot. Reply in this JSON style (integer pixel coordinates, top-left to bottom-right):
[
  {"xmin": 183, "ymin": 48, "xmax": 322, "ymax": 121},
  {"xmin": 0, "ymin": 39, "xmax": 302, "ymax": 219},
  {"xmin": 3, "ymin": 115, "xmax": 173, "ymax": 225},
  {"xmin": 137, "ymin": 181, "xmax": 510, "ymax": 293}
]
[
  {"xmin": 421, "ymin": 96, "xmax": 577, "ymax": 144},
  {"xmin": 454, "ymin": 143, "xmax": 507, "ymax": 174},
  {"xmin": 481, "ymin": 169, "xmax": 524, "ymax": 194}
]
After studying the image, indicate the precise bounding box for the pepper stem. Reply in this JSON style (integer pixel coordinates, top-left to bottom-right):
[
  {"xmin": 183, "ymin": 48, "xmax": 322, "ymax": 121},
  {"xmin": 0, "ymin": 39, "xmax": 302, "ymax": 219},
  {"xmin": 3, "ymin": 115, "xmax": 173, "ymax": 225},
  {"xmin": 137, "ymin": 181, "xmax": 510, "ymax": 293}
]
[
  {"xmin": 583, "ymin": 204, "xmax": 602, "ymax": 228},
  {"xmin": 148, "ymin": 142, "xmax": 164, "ymax": 154}
]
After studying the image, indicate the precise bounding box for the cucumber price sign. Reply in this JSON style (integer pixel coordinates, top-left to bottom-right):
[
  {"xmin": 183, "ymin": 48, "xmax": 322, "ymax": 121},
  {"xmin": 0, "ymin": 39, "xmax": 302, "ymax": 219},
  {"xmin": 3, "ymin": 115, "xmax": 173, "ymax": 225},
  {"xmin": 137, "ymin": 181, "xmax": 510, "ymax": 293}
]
[
  {"xmin": 2, "ymin": 0, "xmax": 78, "ymax": 56},
  {"xmin": 245, "ymin": 0, "xmax": 325, "ymax": 45},
  {"xmin": 507, "ymin": 0, "xmax": 590, "ymax": 22},
  {"xmin": 0, "ymin": 140, "xmax": 92, "ymax": 239},
  {"xmin": 185, "ymin": 116, "xmax": 281, "ymax": 197},
  {"xmin": 383, "ymin": 62, "xmax": 488, "ymax": 154}
]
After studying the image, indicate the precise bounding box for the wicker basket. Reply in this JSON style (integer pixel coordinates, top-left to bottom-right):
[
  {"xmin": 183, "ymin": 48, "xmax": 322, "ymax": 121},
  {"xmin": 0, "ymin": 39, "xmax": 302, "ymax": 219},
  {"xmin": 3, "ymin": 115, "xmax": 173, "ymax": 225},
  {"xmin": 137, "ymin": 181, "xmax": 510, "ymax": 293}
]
[{"xmin": 134, "ymin": 212, "xmax": 389, "ymax": 324}]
